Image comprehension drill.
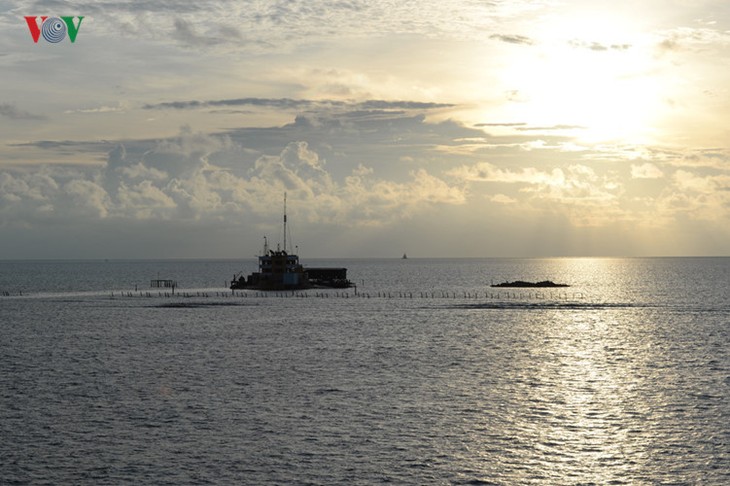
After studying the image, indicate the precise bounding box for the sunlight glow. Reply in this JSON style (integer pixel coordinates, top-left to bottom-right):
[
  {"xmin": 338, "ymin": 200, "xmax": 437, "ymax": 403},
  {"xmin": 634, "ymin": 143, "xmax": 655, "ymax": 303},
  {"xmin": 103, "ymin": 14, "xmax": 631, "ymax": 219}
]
[{"xmin": 499, "ymin": 12, "xmax": 666, "ymax": 144}]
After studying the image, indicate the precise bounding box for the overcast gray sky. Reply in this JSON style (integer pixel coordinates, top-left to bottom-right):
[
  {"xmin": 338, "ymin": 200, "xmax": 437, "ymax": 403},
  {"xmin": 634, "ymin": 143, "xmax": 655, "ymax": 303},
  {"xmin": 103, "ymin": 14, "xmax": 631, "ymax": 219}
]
[{"xmin": 1, "ymin": 0, "xmax": 730, "ymax": 258}]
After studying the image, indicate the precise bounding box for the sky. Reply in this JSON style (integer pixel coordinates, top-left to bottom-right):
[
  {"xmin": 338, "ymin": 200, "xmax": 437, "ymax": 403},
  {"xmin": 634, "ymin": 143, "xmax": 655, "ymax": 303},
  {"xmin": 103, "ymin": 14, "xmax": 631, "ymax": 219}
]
[{"xmin": 1, "ymin": 0, "xmax": 729, "ymax": 258}]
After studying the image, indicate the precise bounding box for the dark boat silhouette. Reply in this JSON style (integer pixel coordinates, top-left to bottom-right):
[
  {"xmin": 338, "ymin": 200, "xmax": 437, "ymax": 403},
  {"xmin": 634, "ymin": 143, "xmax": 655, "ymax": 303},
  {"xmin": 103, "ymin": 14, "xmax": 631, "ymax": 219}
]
[
  {"xmin": 490, "ymin": 280, "xmax": 569, "ymax": 288},
  {"xmin": 230, "ymin": 195, "xmax": 352, "ymax": 291}
]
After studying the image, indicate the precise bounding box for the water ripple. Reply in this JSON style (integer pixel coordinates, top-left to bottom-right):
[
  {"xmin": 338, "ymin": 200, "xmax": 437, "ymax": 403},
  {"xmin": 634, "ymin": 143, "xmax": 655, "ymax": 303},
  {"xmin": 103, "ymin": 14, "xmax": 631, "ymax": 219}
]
[{"xmin": 1, "ymin": 258, "xmax": 729, "ymax": 484}]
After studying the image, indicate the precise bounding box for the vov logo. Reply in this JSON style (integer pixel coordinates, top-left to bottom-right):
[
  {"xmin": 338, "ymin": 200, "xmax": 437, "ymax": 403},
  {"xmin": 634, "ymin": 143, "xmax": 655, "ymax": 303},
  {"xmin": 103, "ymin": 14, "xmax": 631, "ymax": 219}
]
[{"xmin": 24, "ymin": 16, "xmax": 84, "ymax": 43}]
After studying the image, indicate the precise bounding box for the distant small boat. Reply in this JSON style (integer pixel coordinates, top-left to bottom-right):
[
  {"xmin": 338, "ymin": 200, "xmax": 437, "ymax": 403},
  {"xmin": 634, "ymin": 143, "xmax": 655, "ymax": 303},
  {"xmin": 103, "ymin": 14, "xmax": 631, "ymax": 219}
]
[
  {"xmin": 491, "ymin": 280, "xmax": 569, "ymax": 288},
  {"xmin": 402, "ymin": 253, "xmax": 407, "ymax": 259}
]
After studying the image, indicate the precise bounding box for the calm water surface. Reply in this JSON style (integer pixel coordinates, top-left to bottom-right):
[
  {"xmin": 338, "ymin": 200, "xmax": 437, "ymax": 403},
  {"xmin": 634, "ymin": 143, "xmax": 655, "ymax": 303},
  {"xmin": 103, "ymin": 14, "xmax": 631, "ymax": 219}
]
[{"xmin": 1, "ymin": 258, "xmax": 729, "ymax": 484}]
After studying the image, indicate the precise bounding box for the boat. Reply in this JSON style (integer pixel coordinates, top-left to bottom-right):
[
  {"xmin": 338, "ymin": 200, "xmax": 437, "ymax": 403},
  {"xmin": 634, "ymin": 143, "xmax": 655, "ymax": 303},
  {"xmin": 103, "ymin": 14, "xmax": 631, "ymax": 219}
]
[
  {"xmin": 230, "ymin": 238, "xmax": 306, "ymax": 290},
  {"xmin": 230, "ymin": 195, "xmax": 352, "ymax": 291},
  {"xmin": 402, "ymin": 253, "xmax": 407, "ymax": 259},
  {"xmin": 490, "ymin": 280, "xmax": 569, "ymax": 288}
]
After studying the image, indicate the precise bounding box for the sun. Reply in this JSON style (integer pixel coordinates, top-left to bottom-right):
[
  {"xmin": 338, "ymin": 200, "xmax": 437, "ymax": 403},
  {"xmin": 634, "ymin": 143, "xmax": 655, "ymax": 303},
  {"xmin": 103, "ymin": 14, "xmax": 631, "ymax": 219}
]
[{"xmin": 496, "ymin": 11, "xmax": 667, "ymax": 144}]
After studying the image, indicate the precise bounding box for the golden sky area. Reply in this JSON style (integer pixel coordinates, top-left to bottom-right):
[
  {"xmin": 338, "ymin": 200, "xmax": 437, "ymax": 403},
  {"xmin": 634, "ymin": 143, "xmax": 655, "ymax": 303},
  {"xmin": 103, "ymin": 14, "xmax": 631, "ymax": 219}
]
[{"xmin": 1, "ymin": 1, "xmax": 729, "ymax": 257}]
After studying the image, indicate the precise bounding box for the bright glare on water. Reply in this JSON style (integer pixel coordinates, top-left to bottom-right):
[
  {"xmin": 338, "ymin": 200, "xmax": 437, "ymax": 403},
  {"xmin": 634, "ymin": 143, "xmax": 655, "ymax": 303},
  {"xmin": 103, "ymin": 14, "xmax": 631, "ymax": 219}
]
[{"xmin": 1, "ymin": 258, "xmax": 729, "ymax": 484}]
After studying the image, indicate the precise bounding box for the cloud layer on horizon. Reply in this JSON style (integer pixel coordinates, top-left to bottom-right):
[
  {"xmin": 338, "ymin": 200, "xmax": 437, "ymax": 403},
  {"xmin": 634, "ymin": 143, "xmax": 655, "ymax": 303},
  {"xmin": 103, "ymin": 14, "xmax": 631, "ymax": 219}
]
[
  {"xmin": 2, "ymin": 0, "xmax": 730, "ymax": 257},
  {"xmin": 2, "ymin": 106, "xmax": 729, "ymax": 257}
]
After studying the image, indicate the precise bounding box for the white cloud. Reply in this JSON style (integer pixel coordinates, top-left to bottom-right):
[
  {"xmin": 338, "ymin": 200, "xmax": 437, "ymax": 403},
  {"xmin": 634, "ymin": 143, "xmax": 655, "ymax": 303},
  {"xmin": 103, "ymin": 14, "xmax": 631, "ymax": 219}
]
[
  {"xmin": 118, "ymin": 163, "xmax": 168, "ymax": 182},
  {"xmin": 117, "ymin": 180, "xmax": 176, "ymax": 219},
  {"xmin": 61, "ymin": 179, "xmax": 111, "ymax": 219},
  {"xmin": 448, "ymin": 162, "xmax": 566, "ymax": 186},
  {"xmin": 631, "ymin": 163, "xmax": 664, "ymax": 179},
  {"xmin": 490, "ymin": 194, "xmax": 517, "ymax": 204},
  {"xmin": 0, "ymin": 124, "xmax": 466, "ymax": 236},
  {"xmin": 3, "ymin": 0, "xmax": 730, "ymax": 259}
]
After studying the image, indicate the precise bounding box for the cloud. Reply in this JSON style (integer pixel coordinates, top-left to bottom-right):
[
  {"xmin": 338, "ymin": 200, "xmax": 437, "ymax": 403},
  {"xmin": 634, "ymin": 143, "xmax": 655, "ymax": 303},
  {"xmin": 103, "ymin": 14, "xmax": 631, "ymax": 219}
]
[
  {"xmin": 476, "ymin": 122, "xmax": 528, "ymax": 128},
  {"xmin": 15, "ymin": 109, "xmax": 722, "ymax": 238},
  {"xmin": 0, "ymin": 103, "xmax": 45, "ymax": 120},
  {"xmin": 0, "ymin": 168, "xmax": 112, "ymax": 223},
  {"xmin": 171, "ymin": 18, "xmax": 219, "ymax": 47},
  {"xmin": 490, "ymin": 34, "xmax": 534, "ymax": 46},
  {"xmin": 516, "ymin": 124, "xmax": 585, "ymax": 132},
  {"xmin": 490, "ymin": 194, "xmax": 517, "ymax": 204},
  {"xmin": 656, "ymin": 170, "xmax": 730, "ymax": 223},
  {"xmin": 3, "ymin": 65, "xmax": 730, "ymax": 257},
  {"xmin": 569, "ymin": 40, "xmax": 632, "ymax": 51},
  {"xmin": 117, "ymin": 180, "xmax": 177, "ymax": 219},
  {"xmin": 674, "ymin": 149, "xmax": 730, "ymax": 170},
  {"xmin": 0, "ymin": 121, "xmax": 466, "ymax": 232},
  {"xmin": 142, "ymin": 97, "xmax": 455, "ymax": 112},
  {"xmin": 656, "ymin": 26, "xmax": 730, "ymax": 53},
  {"xmin": 631, "ymin": 163, "xmax": 664, "ymax": 179},
  {"xmin": 65, "ymin": 102, "xmax": 129, "ymax": 114},
  {"xmin": 448, "ymin": 162, "xmax": 566, "ymax": 186},
  {"xmin": 657, "ymin": 37, "xmax": 680, "ymax": 53},
  {"xmin": 473, "ymin": 122, "xmax": 584, "ymax": 133},
  {"xmin": 447, "ymin": 161, "xmax": 631, "ymax": 227},
  {"xmin": 341, "ymin": 168, "xmax": 465, "ymax": 226},
  {"xmin": 61, "ymin": 179, "xmax": 111, "ymax": 219},
  {"xmin": 673, "ymin": 170, "xmax": 719, "ymax": 193},
  {"xmin": 5, "ymin": 0, "xmax": 559, "ymax": 52}
]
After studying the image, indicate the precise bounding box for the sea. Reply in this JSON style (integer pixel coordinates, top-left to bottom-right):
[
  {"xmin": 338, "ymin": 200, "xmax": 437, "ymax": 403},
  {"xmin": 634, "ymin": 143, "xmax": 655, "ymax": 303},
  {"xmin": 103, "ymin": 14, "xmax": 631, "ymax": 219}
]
[{"xmin": 1, "ymin": 257, "xmax": 729, "ymax": 485}]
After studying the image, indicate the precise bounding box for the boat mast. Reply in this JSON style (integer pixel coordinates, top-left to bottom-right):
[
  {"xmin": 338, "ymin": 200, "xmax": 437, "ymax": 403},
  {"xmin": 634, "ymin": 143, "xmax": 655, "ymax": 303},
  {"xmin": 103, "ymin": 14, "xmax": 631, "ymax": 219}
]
[{"xmin": 283, "ymin": 192, "xmax": 287, "ymax": 254}]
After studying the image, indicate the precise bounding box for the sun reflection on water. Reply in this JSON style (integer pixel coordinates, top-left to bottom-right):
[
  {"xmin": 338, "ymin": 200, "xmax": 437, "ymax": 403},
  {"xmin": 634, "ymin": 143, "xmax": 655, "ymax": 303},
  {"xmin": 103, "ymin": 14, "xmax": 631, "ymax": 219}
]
[{"xmin": 493, "ymin": 308, "xmax": 660, "ymax": 484}]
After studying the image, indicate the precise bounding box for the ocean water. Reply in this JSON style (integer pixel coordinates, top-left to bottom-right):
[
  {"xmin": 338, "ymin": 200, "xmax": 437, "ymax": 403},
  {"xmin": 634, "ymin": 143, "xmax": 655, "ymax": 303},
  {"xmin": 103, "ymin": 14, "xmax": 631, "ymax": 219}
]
[{"xmin": 1, "ymin": 257, "xmax": 729, "ymax": 484}]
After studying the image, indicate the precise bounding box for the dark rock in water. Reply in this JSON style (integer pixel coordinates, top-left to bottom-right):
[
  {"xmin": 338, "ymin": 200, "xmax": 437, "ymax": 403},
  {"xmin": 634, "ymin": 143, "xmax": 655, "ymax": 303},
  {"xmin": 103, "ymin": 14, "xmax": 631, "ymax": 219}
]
[{"xmin": 490, "ymin": 280, "xmax": 570, "ymax": 288}]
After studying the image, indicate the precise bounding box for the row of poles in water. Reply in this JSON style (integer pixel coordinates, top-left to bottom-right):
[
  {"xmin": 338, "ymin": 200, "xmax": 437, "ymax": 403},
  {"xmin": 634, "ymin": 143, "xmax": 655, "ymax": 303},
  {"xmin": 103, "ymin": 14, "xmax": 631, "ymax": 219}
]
[{"xmin": 108, "ymin": 289, "xmax": 585, "ymax": 300}]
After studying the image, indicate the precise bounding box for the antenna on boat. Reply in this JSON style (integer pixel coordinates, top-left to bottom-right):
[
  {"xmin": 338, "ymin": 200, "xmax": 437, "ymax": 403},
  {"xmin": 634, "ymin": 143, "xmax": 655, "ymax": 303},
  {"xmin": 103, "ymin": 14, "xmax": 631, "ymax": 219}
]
[{"xmin": 283, "ymin": 192, "xmax": 287, "ymax": 253}]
